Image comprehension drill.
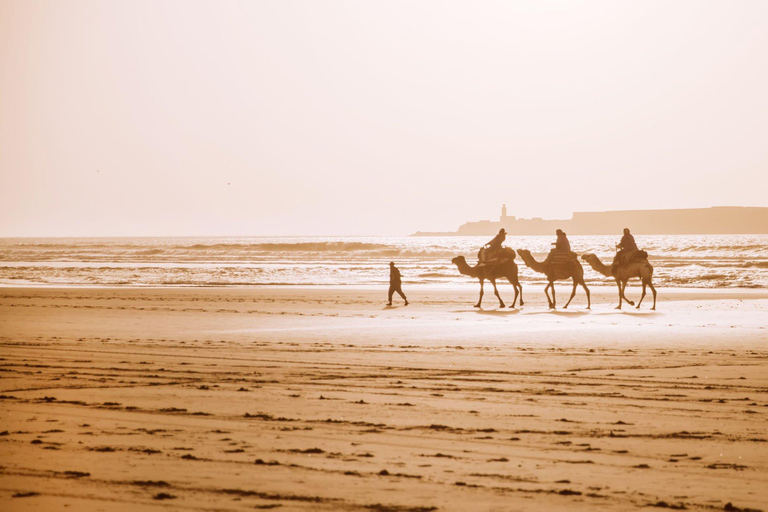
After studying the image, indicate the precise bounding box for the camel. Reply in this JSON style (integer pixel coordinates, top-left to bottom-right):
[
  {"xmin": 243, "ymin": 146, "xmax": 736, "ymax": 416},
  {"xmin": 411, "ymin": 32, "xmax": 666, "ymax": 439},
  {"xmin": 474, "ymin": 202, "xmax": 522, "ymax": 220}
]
[
  {"xmin": 581, "ymin": 253, "xmax": 657, "ymax": 310},
  {"xmin": 516, "ymin": 249, "xmax": 590, "ymax": 309},
  {"xmin": 451, "ymin": 248, "xmax": 523, "ymax": 308}
]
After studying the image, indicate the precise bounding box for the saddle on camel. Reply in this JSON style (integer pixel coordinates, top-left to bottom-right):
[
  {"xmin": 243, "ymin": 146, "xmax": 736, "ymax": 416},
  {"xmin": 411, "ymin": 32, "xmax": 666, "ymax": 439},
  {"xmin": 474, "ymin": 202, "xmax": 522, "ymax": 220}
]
[
  {"xmin": 478, "ymin": 228, "xmax": 514, "ymax": 267},
  {"xmin": 611, "ymin": 228, "xmax": 648, "ymax": 273},
  {"xmin": 543, "ymin": 229, "xmax": 579, "ymax": 268}
]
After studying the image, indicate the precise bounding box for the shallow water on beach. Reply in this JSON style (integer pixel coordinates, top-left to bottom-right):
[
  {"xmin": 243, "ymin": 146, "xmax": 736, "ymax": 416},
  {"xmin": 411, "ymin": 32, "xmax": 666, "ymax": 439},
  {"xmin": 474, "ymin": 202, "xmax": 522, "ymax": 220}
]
[{"xmin": 0, "ymin": 235, "xmax": 766, "ymax": 288}]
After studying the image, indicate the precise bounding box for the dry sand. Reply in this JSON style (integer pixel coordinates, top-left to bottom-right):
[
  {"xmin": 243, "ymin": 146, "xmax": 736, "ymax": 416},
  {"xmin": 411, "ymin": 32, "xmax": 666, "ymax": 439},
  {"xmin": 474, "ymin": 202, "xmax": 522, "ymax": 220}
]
[{"xmin": 1, "ymin": 285, "xmax": 766, "ymax": 511}]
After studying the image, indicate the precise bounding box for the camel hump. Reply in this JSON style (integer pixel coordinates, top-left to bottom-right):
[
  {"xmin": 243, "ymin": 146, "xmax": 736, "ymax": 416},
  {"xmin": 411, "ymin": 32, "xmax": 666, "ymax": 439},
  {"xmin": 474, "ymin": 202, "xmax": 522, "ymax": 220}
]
[
  {"xmin": 613, "ymin": 249, "xmax": 650, "ymax": 270},
  {"xmin": 546, "ymin": 251, "xmax": 578, "ymax": 266},
  {"xmin": 479, "ymin": 246, "xmax": 516, "ymax": 264},
  {"xmin": 624, "ymin": 250, "xmax": 649, "ymax": 264},
  {"xmin": 499, "ymin": 247, "xmax": 516, "ymax": 260}
]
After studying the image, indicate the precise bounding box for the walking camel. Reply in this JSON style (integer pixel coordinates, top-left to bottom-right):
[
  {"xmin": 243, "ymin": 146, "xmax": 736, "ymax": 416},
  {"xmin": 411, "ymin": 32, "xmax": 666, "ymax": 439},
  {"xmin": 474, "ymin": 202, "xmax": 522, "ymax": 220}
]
[
  {"xmin": 451, "ymin": 248, "xmax": 524, "ymax": 308},
  {"xmin": 516, "ymin": 249, "xmax": 591, "ymax": 309},
  {"xmin": 581, "ymin": 253, "xmax": 657, "ymax": 310}
]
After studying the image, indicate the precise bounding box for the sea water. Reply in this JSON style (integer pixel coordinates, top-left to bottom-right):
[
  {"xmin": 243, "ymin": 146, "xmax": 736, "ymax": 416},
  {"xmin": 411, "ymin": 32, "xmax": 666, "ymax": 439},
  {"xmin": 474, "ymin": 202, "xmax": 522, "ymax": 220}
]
[{"xmin": 0, "ymin": 235, "xmax": 766, "ymax": 288}]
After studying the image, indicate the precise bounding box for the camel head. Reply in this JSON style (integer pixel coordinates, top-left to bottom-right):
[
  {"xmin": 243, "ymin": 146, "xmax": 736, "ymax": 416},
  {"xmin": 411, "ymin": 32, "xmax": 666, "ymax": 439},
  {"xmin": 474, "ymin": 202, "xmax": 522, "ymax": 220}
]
[
  {"xmin": 581, "ymin": 253, "xmax": 606, "ymax": 271},
  {"xmin": 451, "ymin": 255, "xmax": 467, "ymax": 266},
  {"xmin": 516, "ymin": 249, "xmax": 534, "ymax": 265}
]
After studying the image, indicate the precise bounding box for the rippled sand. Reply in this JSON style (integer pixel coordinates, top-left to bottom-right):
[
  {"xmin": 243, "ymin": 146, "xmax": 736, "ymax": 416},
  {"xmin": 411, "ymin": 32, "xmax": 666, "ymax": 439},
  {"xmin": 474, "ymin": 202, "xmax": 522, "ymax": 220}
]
[{"xmin": 1, "ymin": 286, "xmax": 766, "ymax": 511}]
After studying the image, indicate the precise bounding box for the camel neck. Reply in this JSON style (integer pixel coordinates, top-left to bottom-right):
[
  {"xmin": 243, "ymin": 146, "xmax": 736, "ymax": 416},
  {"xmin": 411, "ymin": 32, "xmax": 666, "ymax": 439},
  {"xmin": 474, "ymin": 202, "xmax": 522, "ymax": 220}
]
[
  {"xmin": 521, "ymin": 254, "xmax": 547, "ymax": 274},
  {"xmin": 455, "ymin": 260, "xmax": 476, "ymax": 277},
  {"xmin": 587, "ymin": 256, "xmax": 613, "ymax": 277}
]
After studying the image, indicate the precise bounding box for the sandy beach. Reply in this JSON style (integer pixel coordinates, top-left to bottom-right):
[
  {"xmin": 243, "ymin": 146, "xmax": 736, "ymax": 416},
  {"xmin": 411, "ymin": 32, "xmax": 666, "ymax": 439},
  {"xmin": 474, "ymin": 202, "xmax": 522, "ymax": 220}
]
[
  {"xmin": 4, "ymin": 0, "xmax": 768, "ymax": 509},
  {"xmin": 0, "ymin": 285, "xmax": 766, "ymax": 511}
]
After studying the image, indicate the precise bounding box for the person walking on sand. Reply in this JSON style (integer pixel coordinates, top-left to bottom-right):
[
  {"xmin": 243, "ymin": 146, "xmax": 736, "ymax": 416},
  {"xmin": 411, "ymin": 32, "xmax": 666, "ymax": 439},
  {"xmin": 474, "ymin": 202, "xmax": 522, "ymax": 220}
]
[{"xmin": 387, "ymin": 262, "xmax": 408, "ymax": 306}]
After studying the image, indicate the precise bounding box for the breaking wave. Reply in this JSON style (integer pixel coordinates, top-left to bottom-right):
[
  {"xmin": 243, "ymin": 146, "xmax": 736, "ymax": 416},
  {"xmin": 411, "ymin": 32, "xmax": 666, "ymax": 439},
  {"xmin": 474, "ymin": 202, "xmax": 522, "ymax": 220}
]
[{"xmin": 0, "ymin": 234, "xmax": 766, "ymax": 288}]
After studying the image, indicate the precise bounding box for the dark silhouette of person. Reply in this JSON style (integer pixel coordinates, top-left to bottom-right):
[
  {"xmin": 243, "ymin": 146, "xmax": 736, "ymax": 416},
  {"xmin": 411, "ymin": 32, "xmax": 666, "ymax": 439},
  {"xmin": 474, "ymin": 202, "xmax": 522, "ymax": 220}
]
[
  {"xmin": 554, "ymin": 229, "xmax": 571, "ymax": 252},
  {"xmin": 617, "ymin": 228, "xmax": 638, "ymax": 252},
  {"xmin": 486, "ymin": 228, "xmax": 506, "ymax": 253},
  {"xmin": 479, "ymin": 228, "xmax": 506, "ymax": 264},
  {"xmin": 545, "ymin": 229, "xmax": 571, "ymax": 263},
  {"xmin": 614, "ymin": 228, "xmax": 638, "ymax": 267},
  {"xmin": 387, "ymin": 262, "xmax": 408, "ymax": 306}
]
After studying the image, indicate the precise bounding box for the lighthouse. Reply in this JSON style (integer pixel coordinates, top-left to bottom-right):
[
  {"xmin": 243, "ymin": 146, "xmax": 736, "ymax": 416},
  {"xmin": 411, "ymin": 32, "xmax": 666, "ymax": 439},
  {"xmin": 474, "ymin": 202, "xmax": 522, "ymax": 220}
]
[{"xmin": 500, "ymin": 204, "xmax": 507, "ymax": 221}]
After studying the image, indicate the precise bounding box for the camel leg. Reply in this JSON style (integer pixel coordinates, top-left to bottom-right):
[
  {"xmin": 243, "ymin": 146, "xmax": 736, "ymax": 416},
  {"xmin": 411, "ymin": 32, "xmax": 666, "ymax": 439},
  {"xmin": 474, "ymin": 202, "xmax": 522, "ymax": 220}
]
[
  {"xmin": 544, "ymin": 283, "xmax": 554, "ymax": 309},
  {"xmin": 491, "ymin": 279, "xmax": 505, "ymax": 308},
  {"xmin": 617, "ymin": 280, "xmax": 635, "ymax": 308},
  {"xmin": 518, "ymin": 282, "xmax": 524, "ymax": 307},
  {"xmin": 637, "ymin": 281, "xmax": 647, "ymax": 309},
  {"xmin": 582, "ymin": 280, "xmax": 591, "ymax": 309},
  {"xmin": 508, "ymin": 278, "xmax": 518, "ymax": 308},
  {"xmin": 621, "ymin": 280, "xmax": 635, "ymax": 306},
  {"xmin": 649, "ymin": 281, "xmax": 657, "ymax": 310},
  {"xmin": 563, "ymin": 280, "xmax": 578, "ymax": 309},
  {"xmin": 551, "ymin": 283, "xmax": 557, "ymax": 308},
  {"xmin": 475, "ymin": 279, "xmax": 484, "ymax": 308}
]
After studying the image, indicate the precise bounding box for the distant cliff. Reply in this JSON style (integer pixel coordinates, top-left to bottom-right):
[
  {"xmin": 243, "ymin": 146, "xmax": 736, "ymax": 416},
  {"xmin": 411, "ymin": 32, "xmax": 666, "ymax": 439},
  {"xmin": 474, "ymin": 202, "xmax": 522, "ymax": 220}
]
[{"xmin": 412, "ymin": 206, "xmax": 768, "ymax": 236}]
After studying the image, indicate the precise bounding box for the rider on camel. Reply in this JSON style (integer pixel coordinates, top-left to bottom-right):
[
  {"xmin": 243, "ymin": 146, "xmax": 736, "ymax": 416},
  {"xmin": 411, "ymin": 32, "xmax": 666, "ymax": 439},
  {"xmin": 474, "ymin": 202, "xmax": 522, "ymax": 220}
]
[
  {"xmin": 544, "ymin": 229, "xmax": 572, "ymax": 263},
  {"xmin": 486, "ymin": 228, "xmax": 506, "ymax": 255},
  {"xmin": 613, "ymin": 228, "xmax": 638, "ymax": 268},
  {"xmin": 554, "ymin": 229, "xmax": 570, "ymax": 253},
  {"xmin": 479, "ymin": 228, "xmax": 506, "ymax": 265}
]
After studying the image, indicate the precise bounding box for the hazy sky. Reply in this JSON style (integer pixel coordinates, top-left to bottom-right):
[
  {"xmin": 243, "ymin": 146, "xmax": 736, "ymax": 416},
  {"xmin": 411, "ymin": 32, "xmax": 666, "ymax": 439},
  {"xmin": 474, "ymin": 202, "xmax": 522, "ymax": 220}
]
[{"xmin": 1, "ymin": 1, "xmax": 767, "ymax": 236}]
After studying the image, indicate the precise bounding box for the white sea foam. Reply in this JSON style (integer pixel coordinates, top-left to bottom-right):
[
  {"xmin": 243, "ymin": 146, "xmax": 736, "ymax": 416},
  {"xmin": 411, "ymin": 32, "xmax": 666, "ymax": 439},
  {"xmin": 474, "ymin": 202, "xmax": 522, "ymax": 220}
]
[{"xmin": 0, "ymin": 235, "xmax": 766, "ymax": 288}]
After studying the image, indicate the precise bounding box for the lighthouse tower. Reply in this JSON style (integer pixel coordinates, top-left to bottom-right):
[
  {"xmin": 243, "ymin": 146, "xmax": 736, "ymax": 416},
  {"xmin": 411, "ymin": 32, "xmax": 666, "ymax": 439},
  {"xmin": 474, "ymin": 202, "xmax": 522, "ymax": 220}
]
[{"xmin": 500, "ymin": 204, "xmax": 507, "ymax": 221}]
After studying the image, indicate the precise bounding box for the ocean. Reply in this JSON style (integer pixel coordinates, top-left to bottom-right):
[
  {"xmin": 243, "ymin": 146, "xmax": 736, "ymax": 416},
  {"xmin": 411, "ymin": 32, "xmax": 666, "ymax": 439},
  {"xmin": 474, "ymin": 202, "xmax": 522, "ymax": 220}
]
[{"xmin": 0, "ymin": 235, "xmax": 766, "ymax": 289}]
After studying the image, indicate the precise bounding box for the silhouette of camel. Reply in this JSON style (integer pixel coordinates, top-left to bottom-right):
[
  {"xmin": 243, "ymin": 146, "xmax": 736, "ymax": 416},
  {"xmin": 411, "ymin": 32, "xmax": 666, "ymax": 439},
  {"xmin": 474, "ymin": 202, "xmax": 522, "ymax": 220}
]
[
  {"xmin": 451, "ymin": 249, "xmax": 523, "ymax": 308},
  {"xmin": 581, "ymin": 253, "xmax": 657, "ymax": 310},
  {"xmin": 516, "ymin": 249, "xmax": 590, "ymax": 309}
]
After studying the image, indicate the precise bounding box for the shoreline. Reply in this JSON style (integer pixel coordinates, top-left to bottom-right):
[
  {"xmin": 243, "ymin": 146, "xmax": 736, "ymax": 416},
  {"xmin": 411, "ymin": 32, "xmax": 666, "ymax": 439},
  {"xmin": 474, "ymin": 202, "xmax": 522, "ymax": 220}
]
[
  {"xmin": 3, "ymin": 234, "xmax": 767, "ymax": 292},
  {"xmin": 2, "ymin": 283, "xmax": 767, "ymax": 294}
]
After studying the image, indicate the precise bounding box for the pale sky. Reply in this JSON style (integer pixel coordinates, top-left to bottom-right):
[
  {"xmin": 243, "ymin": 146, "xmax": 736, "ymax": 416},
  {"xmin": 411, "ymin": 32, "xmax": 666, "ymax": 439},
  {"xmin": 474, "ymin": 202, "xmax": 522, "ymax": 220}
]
[{"xmin": 1, "ymin": 0, "xmax": 767, "ymax": 236}]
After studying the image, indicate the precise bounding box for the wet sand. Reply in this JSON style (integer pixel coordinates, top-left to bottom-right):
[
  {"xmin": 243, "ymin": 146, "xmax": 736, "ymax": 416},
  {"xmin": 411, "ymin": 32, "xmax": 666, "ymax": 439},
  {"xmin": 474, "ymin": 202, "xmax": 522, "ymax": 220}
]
[{"xmin": 1, "ymin": 286, "xmax": 767, "ymax": 511}]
